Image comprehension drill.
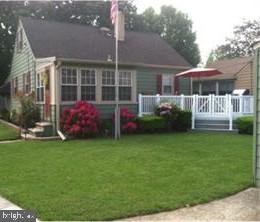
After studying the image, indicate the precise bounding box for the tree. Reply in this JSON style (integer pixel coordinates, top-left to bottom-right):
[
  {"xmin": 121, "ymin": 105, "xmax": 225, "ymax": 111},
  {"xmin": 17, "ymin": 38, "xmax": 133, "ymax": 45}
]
[
  {"xmin": 208, "ymin": 20, "xmax": 260, "ymax": 62},
  {"xmin": 159, "ymin": 6, "xmax": 200, "ymax": 66},
  {"xmin": 134, "ymin": 6, "xmax": 200, "ymax": 66}
]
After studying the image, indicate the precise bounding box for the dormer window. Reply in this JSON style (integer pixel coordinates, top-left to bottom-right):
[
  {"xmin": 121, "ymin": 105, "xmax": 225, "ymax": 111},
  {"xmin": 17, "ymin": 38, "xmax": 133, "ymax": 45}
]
[{"xmin": 17, "ymin": 29, "xmax": 23, "ymax": 52}]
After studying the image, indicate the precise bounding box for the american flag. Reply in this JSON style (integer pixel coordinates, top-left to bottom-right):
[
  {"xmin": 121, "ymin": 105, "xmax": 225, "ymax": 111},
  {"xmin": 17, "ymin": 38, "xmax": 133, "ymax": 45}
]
[{"xmin": 110, "ymin": 0, "xmax": 118, "ymax": 25}]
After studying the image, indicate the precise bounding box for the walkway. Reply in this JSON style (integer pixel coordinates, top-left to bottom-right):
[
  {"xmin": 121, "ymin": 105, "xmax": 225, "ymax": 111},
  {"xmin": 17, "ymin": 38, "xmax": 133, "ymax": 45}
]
[{"xmin": 123, "ymin": 188, "xmax": 259, "ymax": 221}]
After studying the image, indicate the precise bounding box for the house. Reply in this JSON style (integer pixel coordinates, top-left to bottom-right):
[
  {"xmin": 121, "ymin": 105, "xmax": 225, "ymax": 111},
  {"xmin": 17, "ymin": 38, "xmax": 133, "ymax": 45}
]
[
  {"xmin": 2, "ymin": 15, "xmax": 191, "ymax": 133},
  {"xmin": 192, "ymin": 57, "xmax": 253, "ymax": 95}
]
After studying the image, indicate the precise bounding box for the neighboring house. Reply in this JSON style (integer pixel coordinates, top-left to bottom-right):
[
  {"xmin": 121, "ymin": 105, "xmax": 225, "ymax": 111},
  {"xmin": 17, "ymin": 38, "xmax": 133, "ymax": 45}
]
[
  {"xmin": 192, "ymin": 57, "xmax": 253, "ymax": 95},
  {"xmin": 2, "ymin": 15, "xmax": 191, "ymax": 132}
]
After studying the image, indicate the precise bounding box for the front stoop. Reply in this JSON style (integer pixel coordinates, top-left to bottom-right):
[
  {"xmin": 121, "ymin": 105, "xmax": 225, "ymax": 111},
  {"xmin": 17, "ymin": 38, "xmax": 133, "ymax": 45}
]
[{"xmin": 23, "ymin": 122, "xmax": 59, "ymax": 140}]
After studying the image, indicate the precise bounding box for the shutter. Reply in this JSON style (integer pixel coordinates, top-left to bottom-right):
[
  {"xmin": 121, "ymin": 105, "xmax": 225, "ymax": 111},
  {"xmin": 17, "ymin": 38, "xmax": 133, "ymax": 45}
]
[
  {"xmin": 28, "ymin": 72, "xmax": 31, "ymax": 93},
  {"xmin": 157, "ymin": 74, "xmax": 162, "ymax": 95},
  {"xmin": 23, "ymin": 74, "xmax": 25, "ymax": 93},
  {"xmin": 11, "ymin": 79, "xmax": 14, "ymax": 97}
]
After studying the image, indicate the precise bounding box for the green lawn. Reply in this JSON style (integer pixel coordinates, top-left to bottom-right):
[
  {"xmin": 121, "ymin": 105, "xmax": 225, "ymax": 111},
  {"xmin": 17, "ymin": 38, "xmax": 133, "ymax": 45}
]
[
  {"xmin": 0, "ymin": 132, "xmax": 253, "ymax": 220},
  {"xmin": 0, "ymin": 122, "xmax": 19, "ymax": 141}
]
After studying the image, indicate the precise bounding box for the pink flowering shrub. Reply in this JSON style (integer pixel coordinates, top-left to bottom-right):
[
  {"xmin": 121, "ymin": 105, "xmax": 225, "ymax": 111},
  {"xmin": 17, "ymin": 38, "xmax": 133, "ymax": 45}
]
[
  {"xmin": 60, "ymin": 101, "xmax": 100, "ymax": 138},
  {"xmin": 112, "ymin": 107, "xmax": 137, "ymax": 134},
  {"xmin": 155, "ymin": 102, "xmax": 180, "ymax": 120}
]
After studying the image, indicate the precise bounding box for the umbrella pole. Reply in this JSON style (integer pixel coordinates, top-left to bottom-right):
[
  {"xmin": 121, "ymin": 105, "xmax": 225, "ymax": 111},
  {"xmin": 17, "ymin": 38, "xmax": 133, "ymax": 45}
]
[{"xmin": 190, "ymin": 77, "xmax": 193, "ymax": 95}]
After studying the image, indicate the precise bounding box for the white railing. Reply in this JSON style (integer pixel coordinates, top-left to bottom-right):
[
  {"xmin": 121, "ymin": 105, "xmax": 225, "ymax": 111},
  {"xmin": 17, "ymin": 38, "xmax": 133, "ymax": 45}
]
[{"xmin": 138, "ymin": 94, "xmax": 254, "ymax": 130}]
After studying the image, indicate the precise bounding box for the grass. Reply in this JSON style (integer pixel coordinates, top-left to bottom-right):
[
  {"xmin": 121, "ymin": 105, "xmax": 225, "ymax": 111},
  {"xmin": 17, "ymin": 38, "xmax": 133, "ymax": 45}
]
[
  {"xmin": 0, "ymin": 132, "xmax": 253, "ymax": 220},
  {"xmin": 0, "ymin": 122, "xmax": 19, "ymax": 141}
]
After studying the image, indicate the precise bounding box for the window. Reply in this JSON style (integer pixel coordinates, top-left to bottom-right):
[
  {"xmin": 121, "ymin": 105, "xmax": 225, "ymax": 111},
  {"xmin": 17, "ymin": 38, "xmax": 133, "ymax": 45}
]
[
  {"xmin": 81, "ymin": 69, "xmax": 96, "ymax": 101},
  {"xmin": 119, "ymin": 71, "xmax": 132, "ymax": 101},
  {"xmin": 23, "ymin": 72, "xmax": 31, "ymax": 94},
  {"xmin": 162, "ymin": 75, "xmax": 173, "ymax": 95},
  {"xmin": 219, "ymin": 80, "xmax": 234, "ymax": 95},
  {"xmin": 36, "ymin": 72, "xmax": 44, "ymax": 102},
  {"xmin": 61, "ymin": 68, "xmax": 77, "ymax": 101},
  {"xmin": 101, "ymin": 70, "xmax": 133, "ymax": 101},
  {"xmin": 16, "ymin": 29, "xmax": 23, "ymax": 52},
  {"xmin": 102, "ymin": 70, "xmax": 115, "ymax": 101}
]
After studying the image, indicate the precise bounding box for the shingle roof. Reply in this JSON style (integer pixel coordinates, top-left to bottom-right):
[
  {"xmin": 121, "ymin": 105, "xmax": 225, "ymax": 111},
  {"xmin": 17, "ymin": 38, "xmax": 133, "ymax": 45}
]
[
  {"xmin": 21, "ymin": 17, "xmax": 191, "ymax": 68},
  {"xmin": 201, "ymin": 57, "xmax": 253, "ymax": 80}
]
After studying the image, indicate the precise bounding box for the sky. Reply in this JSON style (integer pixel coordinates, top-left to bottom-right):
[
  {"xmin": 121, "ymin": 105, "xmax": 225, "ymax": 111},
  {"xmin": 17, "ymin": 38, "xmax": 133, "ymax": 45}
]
[{"xmin": 134, "ymin": 0, "xmax": 260, "ymax": 64}]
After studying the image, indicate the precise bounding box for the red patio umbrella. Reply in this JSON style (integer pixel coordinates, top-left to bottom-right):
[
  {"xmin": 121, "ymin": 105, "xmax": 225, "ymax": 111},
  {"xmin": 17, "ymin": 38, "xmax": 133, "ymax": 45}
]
[
  {"xmin": 175, "ymin": 68, "xmax": 223, "ymax": 94},
  {"xmin": 176, "ymin": 68, "xmax": 223, "ymax": 78}
]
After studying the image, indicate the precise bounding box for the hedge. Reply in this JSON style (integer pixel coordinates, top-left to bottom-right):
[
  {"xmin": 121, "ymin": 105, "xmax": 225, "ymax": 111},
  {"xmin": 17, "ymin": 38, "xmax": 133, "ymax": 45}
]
[
  {"xmin": 136, "ymin": 115, "xmax": 167, "ymax": 133},
  {"xmin": 235, "ymin": 116, "xmax": 253, "ymax": 135},
  {"xmin": 174, "ymin": 110, "xmax": 192, "ymax": 131}
]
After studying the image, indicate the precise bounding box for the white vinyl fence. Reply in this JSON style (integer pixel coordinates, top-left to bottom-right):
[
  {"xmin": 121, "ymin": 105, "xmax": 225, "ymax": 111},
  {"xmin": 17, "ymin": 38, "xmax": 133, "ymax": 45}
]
[{"xmin": 138, "ymin": 94, "xmax": 254, "ymax": 130}]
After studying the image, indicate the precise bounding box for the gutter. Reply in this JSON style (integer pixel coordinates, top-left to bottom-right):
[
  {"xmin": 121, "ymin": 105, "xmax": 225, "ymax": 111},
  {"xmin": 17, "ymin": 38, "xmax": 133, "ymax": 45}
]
[{"xmin": 56, "ymin": 57, "xmax": 191, "ymax": 70}]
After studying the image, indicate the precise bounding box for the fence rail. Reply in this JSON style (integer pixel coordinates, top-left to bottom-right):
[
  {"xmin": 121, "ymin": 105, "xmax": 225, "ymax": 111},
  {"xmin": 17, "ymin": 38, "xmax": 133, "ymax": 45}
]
[{"xmin": 138, "ymin": 94, "xmax": 254, "ymax": 130}]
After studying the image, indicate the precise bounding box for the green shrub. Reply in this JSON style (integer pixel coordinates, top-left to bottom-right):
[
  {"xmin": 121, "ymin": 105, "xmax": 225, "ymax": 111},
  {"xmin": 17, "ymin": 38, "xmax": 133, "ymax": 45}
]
[
  {"xmin": 19, "ymin": 95, "xmax": 40, "ymax": 129},
  {"xmin": 10, "ymin": 109, "xmax": 20, "ymax": 125},
  {"xmin": 173, "ymin": 110, "xmax": 192, "ymax": 131},
  {"xmin": 136, "ymin": 115, "xmax": 167, "ymax": 133},
  {"xmin": 235, "ymin": 116, "xmax": 253, "ymax": 135},
  {"xmin": 100, "ymin": 119, "xmax": 114, "ymax": 137},
  {"xmin": 0, "ymin": 108, "xmax": 10, "ymax": 121}
]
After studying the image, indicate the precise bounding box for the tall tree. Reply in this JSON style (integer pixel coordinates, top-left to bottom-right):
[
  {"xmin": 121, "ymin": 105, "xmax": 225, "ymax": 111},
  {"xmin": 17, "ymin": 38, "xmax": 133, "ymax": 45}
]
[
  {"xmin": 208, "ymin": 20, "xmax": 260, "ymax": 62},
  {"xmin": 134, "ymin": 6, "xmax": 200, "ymax": 66}
]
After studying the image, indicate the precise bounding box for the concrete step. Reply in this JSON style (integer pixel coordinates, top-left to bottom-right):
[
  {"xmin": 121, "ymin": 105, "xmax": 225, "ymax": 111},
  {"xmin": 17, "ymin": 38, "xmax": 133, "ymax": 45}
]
[
  {"xmin": 28, "ymin": 122, "xmax": 54, "ymax": 137},
  {"xmin": 195, "ymin": 118, "xmax": 237, "ymax": 131},
  {"xmin": 28, "ymin": 127, "xmax": 44, "ymax": 137},
  {"xmin": 36, "ymin": 122, "xmax": 52, "ymax": 127}
]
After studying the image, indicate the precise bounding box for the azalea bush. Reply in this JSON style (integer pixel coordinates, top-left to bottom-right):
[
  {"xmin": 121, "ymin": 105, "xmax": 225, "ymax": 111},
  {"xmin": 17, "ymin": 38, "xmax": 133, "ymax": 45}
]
[
  {"xmin": 60, "ymin": 101, "xmax": 100, "ymax": 138},
  {"xmin": 154, "ymin": 102, "xmax": 191, "ymax": 132},
  {"xmin": 155, "ymin": 102, "xmax": 180, "ymax": 120},
  {"xmin": 113, "ymin": 107, "xmax": 137, "ymax": 134}
]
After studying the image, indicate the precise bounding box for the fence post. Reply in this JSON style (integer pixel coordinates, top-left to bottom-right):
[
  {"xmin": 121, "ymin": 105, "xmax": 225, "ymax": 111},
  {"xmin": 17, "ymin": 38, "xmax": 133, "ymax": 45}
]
[
  {"xmin": 225, "ymin": 94, "xmax": 229, "ymax": 115},
  {"xmin": 208, "ymin": 94, "xmax": 212, "ymax": 114},
  {"xmin": 138, "ymin": 94, "xmax": 143, "ymax": 117},
  {"xmin": 156, "ymin": 94, "xmax": 160, "ymax": 105},
  {"xmin": 228, "ymin": 94, "xmax": 233, "ymax": 131},
  {"xmin": 181, "ymin": 94, "xmax": 184, "ymax": 110},
  {"xmin": 212, "ymin": 94, "xmax": 215, "ymax": 115},
  {"xmin": 192, "ymin": 95, "xmax": 196, "ymax": 129},
  {"xmin": 239, "ymin": 95, "xmax": 243, "ymax": 115}
]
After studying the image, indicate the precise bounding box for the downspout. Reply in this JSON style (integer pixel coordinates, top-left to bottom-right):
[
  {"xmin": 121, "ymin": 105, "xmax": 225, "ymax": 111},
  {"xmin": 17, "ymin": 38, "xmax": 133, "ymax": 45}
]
[{"xmin": 55, "ymin": 61, "xmax": 62, "ymax": 132}]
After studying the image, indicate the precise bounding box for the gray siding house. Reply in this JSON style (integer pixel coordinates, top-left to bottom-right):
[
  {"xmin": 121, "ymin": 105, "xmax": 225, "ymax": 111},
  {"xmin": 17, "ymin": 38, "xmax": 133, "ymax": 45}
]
[{"xmin": 4, "ymin": 16, "xmax": 191, "ymax": 132}]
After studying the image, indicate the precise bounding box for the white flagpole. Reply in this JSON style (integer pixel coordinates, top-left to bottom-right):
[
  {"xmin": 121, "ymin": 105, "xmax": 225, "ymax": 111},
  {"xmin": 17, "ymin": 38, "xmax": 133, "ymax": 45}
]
[{"xmin": 114, "ymin": 4, "xmax": 120, "ymax": 140}]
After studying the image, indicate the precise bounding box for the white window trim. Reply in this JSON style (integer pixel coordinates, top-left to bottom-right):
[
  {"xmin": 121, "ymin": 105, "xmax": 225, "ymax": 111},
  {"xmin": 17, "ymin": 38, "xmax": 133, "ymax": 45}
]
[
  {"xmin": 80, "ymin": 68, "xmax": 97, "ymax": 102},
  {"xmin": 59, "ymin": 66, "xmax": 137, "ymax": 105},
  {"xmin": 101, "ymin": 69, "xmax": 116, "ymax": 102},
  {"xmin": 36, "ymin": 72, "xmax": 45, "ymax": 104},
  {"xmin": 118, "ymin": 70, "xmax": 133, "ymax": 102},
  {"xmin": 60, "ymin": 67, "xmax": 78, "ymax": 103},
  {"xmin": 162, "ymin": 74, "xmax": 174, "ymax": 95}
]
